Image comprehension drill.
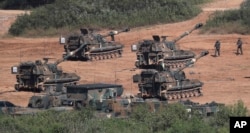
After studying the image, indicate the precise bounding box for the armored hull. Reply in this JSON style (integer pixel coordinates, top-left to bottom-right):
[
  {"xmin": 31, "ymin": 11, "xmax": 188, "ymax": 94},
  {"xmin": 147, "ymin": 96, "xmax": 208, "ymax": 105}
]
[
  {"xmin": 163, "ymin": 79, "xmax": 203, "ymax": 100},
  {"xmin": 135, "ymin": 69, "xmax": 203, "ymax": 101},
  {"xmin": 64, "ymin": 39, "xmax": 124, "ymax": 61},
  {"xmin": 43, "ymin": 73, "xmax": 80, "ymax": 84},
  {"xmin": 163, "ymin": 50, "xmax": 195, "ymax": 68},
  {"xmin": 28, "ymin": 83, "xmax": 124, "ymax": 110},
  {"xmin": 164, "ymin": 50, "xmax": 195, "ymax": 60}
]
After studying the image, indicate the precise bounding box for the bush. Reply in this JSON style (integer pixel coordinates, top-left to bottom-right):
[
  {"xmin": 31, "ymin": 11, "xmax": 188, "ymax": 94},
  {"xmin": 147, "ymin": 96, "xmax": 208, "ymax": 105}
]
[
  {"xmin": 0, "ymin": 100, "xmax": 248, "ymax": 132},
  {"xmin": 0, "ymin": 108, "xmax": 94, "ymax": 133},
  {"xmin": 202, "ymin": 0, "xmax": 250, "ymax": 34},
  {"xmin": 207, "ymin": 100, "xmax": 248, "ymax": 133}
]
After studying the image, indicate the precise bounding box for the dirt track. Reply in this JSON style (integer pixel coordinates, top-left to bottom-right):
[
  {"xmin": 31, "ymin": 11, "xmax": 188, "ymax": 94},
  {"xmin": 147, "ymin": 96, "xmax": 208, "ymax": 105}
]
[{"xmin": 1, "ymin": 0, "xmax": 250, "ymax": 109}]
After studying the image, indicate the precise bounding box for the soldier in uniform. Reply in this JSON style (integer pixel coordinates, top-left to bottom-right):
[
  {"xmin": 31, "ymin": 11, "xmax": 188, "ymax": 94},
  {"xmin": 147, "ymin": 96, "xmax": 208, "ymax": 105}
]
[
  {"xmin": 214, "ymin": 40, "xmax": 221, "ymax": 57},
  {"xmin": 236, "ymin": 38, "xmax": 243, "ymax": 55}
]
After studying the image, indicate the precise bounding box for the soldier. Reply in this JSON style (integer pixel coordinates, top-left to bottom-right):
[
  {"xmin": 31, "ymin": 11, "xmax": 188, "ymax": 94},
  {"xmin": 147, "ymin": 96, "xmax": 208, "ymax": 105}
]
[
  {"xmin": 236, "ymin": 38, "xmax": 243, "ymax": 55},
  {"xmin": 214, "ymin": 40, "xmax": 221, "ymax": 57}
]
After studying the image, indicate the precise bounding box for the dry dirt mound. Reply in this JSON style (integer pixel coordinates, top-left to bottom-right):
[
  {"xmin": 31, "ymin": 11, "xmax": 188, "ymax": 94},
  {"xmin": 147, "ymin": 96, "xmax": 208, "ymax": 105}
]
[
  {"xmin": 0, "ymin": 10, "xmax": 29, "ymax": 35},
  {"xmin": 1, "ymin": 0, "xmax": 250, "ymax": 109}
]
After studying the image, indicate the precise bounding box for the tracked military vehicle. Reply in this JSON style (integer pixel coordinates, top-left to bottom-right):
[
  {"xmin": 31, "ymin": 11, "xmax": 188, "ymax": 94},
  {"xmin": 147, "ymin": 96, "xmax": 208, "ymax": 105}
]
[
  {"xmin": 179, "ymin": 100, "xmax": 223, "ymax": 117},
  {"xmin": 27, "ymin": 83, "xmax": 124, "ymax": 111},
  {"xmin": 26, "ymin": 80, "xmax": 222, "ymax": 118},
  {"xmin": 60, "ymin": 28, "xmax": 130, "ymax": 61},
  {"xmin": 133, "ymin": 51, "xmax": 209, "ymax": 101},
  {"xmin": 10, "ymin": 44, "xmax": 86, "ymax": 92},
  {"xmin": 131, "ymin": 23, "xmax": 203, "ymax": 69}
]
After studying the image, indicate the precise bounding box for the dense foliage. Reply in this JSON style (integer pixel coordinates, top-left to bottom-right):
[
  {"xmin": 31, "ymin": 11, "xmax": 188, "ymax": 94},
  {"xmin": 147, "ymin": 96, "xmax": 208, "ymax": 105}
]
[
  {"xmin": 202, "ymin": 0, "xmax": 250, "ymax": 34},
  {"xmin": 0, "ymin": 100, "xmax": 248, "ymax": 133},
  {"xmin": 0, "ymin": 0, "xmax": 55, "ymax": 9},
  {"xmin": 8, "ymin": 0, "xmax": 210, "ymax": 36}
]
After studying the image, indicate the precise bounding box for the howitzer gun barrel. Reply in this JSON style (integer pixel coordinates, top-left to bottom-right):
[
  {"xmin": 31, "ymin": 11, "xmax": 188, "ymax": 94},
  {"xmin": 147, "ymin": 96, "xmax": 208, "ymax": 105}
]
[
  {"xmin": 54, "ymin": 43, "xmax": 87, "ymax": 65},
  {"xmin": 176, "ymin": 50, "xmax": 209, "ymax": 72},
  {"xmin": 102, "ymin": 28, "xmax": 130, "ymax": 38},
  {"xmin": 173, "ymin": 23, "xmax": 203, "ymax": 43},
  {"xmin": 194, "ymin": 50, "xmax": 209, "ymax": 61}
]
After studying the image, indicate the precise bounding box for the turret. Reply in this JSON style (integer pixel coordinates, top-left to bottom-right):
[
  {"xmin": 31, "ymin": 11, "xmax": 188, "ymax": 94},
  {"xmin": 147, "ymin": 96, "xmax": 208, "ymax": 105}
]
[{"xmin": 164, "ymin": 23, "xmax": 203, "ymax": 50}]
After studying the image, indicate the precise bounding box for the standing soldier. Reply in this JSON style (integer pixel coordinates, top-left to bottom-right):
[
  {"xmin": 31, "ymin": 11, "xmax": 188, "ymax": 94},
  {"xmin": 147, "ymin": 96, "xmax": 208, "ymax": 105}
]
[
  {"xmin": 214, "ymin": 40, "xmax": 221, "ymax": 57},
  {"xmin": 236, "ymin": 38, "xmax": 243, "ymax": 55}
]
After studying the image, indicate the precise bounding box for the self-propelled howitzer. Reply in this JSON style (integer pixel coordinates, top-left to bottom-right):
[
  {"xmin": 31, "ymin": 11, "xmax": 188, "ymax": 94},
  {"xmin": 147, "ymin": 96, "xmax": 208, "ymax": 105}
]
[
  {"xmin": 131, "ymin": 23, "xmax": 203, "ymax": 69},
  {"xmin": 60, "ymin": 28, "xmax": 130, "ymax": 61},
  {"xmin": 133, "ymin": 50, "xmax": 209, "ymax": 100},
  {"xmin": 10, "ymin": 44, "xmax": 84, "ymax": 92}
]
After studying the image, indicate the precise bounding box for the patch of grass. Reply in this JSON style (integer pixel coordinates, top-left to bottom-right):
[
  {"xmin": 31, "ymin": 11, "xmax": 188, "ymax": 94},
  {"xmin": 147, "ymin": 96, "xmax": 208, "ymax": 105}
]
[
  {"xmin": 202, "ymin": 0, "xmax": 250, "ymax": 34},
  {"xmin": 202, "ymin": 22, "xmax": 250, "ymax": 34}
]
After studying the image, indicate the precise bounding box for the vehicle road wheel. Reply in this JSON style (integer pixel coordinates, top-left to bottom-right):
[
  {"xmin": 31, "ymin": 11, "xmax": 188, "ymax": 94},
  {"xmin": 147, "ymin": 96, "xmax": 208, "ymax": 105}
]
[{"xmin": 15, "ymin": 84, "xmax": 20, "ymax": 91}]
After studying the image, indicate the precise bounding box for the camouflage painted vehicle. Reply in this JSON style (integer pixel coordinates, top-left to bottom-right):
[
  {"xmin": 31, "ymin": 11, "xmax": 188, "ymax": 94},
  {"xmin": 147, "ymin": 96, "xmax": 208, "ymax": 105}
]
[
  {"xmin": 133, "ymin": 51, "xmax": 209, "ymax": 100},
  {"xmin": 2, "ymin": 82, "xmax": 222, "ymax": 117},
  {"xmin": 0, "ymin": 100, "xmax": 39, "ymax": 115},
  {"xmin": 0, "ymin": 100, "xmax": 19, "ymax": 115},
  {"xmin": 60, "ymin": 28, "xmax": 130, "ymax": 61},
  {"xmin": 27, "ymin": 83, "xmax": 124, "ymax": 110},
  {"xmin": 179, "ymin": 100, "xmax": 224, "ymax": 116},
  {"xmin": 0, "ymin": 100, "xmax": 74, "ymax": 115},
  {"xmin": 95, "ymin": 98, "xmax": 223, "ymax": 118},
  {"xmin": 1, "ymin": 99, "xmax": 222, "ymax": 118},
  {"xmin": 11, "ymin": 44, "xmax": 84, "ymax": 92},
  {"xmin": 128, "ymin": 99, "xmax": 222, "ymax": 117},
  {"xmin": 96, "ymin": 98, "xmax": 168, "ymax": 118},
  {"xmin": 131, "ymin": 23, "xmax": 203, "ymax": 69}
]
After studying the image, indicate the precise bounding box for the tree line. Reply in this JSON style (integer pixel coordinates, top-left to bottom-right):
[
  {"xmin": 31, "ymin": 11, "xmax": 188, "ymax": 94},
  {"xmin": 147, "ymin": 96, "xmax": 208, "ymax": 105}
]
[
  {"xmin": 0, "ymin": 0, "xmax": 55, "ymax": 9},
  {"xmin": 7, "ymin": 0, "xmax": 210, "ymax": 36}
]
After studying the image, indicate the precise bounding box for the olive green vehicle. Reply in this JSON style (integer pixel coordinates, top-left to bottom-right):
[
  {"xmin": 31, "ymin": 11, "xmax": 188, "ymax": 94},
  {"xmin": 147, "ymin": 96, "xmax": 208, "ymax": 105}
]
[
  {"xmin": 0, "ymin": 100, "xmax": 74, "ymax": 115},
  {"xmin": 10, "ymin": 43, "xmax": 86, "ymax": 92},
  {"xmin": 60, "ymin": 28, "xmax": 130, "ymax": 61},
  {"xmin": 133, "ymin": 51, "xmax": 209, "ymax": 101},
  {"xmin": 27, "ymin": 83, "xmax": 124, "ymax": 110},
  {"xmin": 0, "ymin": 101, "xmax": 19, "ymax": 114},
  {"xmin": 131, "ymin": 23, "xmax": 203, "ymax": 69},
  {"xmin": 179, "ymin": 100, "xmax": 224, "ymax": 117}
]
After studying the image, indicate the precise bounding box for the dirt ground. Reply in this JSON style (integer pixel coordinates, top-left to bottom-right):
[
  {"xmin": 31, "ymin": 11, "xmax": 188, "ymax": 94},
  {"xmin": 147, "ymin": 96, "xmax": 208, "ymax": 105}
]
[{"xmin": 1, "ymin": 0, "xmax": 250, "ymax": 109}]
